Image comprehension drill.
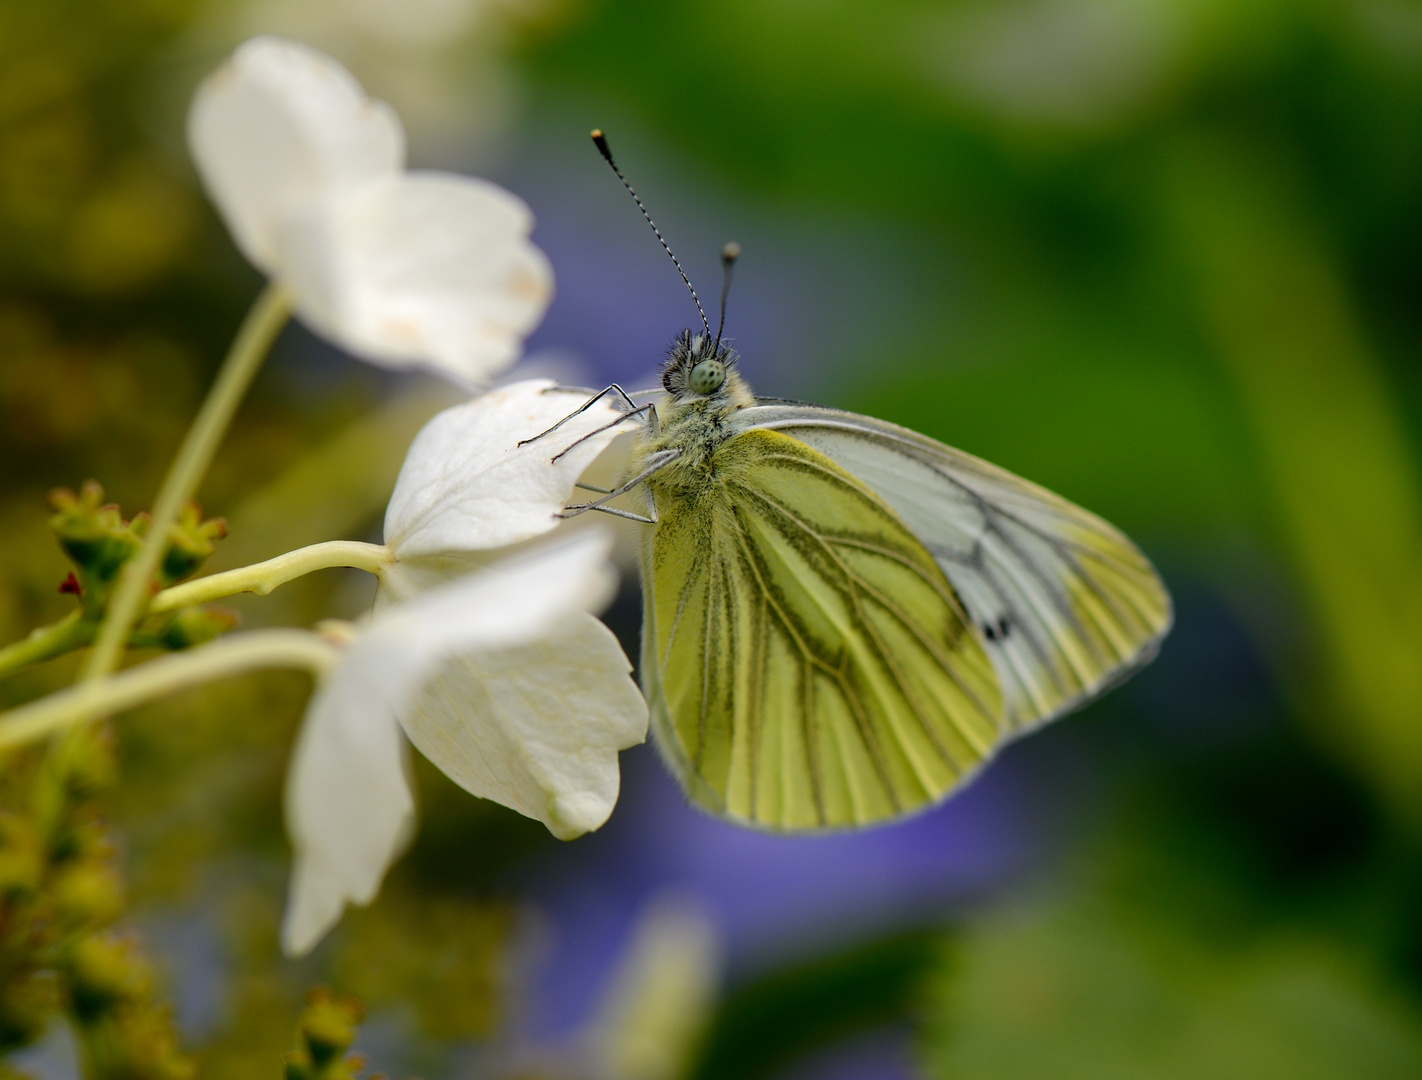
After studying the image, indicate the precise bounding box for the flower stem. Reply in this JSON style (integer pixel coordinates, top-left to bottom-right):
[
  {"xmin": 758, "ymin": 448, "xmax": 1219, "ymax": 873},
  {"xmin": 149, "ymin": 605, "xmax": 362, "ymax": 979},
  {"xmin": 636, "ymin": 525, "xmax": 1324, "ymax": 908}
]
[
  {"xmin": 149, "ymin": 541, "xmax": 394, "ymax": 613},
  {"xmin": 0, "ymin": 629, "xmax": 340, "ymax": 752},
  {"xmin": 0, "ymin": 612, "xmax": 92, "ymax": 680},
  {"xmin": 81, "ymin": 283, "xmax": 293, "ymax": 686},
  {"xmin": 0, "ymin": 542, "xmax": 391, "ymax": 681}
]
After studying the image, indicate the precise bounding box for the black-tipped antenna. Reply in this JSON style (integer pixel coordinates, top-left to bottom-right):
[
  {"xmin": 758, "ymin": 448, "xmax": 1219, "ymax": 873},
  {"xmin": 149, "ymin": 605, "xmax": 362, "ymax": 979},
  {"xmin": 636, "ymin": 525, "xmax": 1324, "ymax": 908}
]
[
  {"xmin": 714, "ymin": 241, "xmax": 740, "ymax": 349},
  {"xmin": 591, "ymin": 129, "xmax": 710, "ymax": 337}
]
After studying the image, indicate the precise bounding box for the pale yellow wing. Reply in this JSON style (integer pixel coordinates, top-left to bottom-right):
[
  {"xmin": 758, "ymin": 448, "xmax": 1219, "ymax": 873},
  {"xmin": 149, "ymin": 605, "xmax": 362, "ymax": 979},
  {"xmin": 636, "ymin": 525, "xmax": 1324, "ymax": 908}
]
[
  {"xmin": 741, "ymin": 402, "xmax": 1172, "ymax": 734},
  {"xmin": 639, "ymin": 428, "xmax": 1003, "ymax": 831}
]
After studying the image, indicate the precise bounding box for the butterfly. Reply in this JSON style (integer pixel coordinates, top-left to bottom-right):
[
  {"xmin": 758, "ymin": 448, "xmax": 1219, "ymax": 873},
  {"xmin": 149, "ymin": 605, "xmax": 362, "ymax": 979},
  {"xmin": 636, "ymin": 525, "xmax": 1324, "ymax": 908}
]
[{"xmin": 543, "ymin": 132, "xmax": 1171, "ymax": 831}]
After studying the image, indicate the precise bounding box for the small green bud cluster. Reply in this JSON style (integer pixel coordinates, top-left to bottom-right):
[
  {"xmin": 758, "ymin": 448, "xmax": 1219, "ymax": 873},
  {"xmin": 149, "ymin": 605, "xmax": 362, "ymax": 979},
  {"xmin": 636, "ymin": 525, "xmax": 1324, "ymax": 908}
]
[
  {"xmin": 45, "ymin": 481, "xmax": 236, "ymax": 655},
  {"xmin": 65, "ymin": 935, "xmax": 193, "ymax": 1080},
  {"xmin": 158, "ymin": 502, "xmax": 229, "ymax": 591},
  {"xmin": 0, "ymin": 727, "xmax": 193, "ymax": 1080},
  {"xmin": 49, "ymin": 482, "xmax": 147, "ymax": 617},
  {"xmin": 283, "ymin": 990, "xmax": 380, "ymax": 1080},
  {"xmin": 133, "ymin": 607, "xmax": 240, "ymax": 653},
  {"xmin": 0, "ymin": 813, "xmax": 50, "ymax": 1054}
]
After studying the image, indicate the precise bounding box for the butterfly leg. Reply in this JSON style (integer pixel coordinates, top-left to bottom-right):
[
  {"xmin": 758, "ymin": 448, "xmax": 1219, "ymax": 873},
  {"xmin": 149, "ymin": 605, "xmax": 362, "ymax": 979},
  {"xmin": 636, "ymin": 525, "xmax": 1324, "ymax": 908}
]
[
  {"xmin": 550, "ymin": 403, "xmax": 656, "ymax": 463},
  {"xmin": 558, "ymin": 448, "xmax": 681, "ymax": 521},
  {"xmin": 577, "ymin": 505, "xmax": 656, "ymax": 524},
  {"xmin": 519, "ymin": 384, "xmax": 647, "ymax": 446}
]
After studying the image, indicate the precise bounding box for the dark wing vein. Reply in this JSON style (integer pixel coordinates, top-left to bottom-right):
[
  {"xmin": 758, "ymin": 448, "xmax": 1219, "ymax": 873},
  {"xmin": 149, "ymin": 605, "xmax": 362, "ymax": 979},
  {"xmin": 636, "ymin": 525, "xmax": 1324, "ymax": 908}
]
[
  {"xmin": 741, "ymin": 484, "xmax": 998, "ymax": 732},
  {"xmin": 740, "ymin": 407, "xmax": 1171, "ymax": 732}
]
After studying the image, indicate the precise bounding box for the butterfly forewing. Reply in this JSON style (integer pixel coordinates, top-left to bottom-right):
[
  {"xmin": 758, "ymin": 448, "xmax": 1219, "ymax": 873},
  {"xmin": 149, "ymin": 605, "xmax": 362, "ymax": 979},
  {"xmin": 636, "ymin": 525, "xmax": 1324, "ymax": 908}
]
[
  {"xmin": 741, "ymin": 403, "xmax": 1172, "ymax": 734},
  {"xmin": 641, "ymin": 428, "xmax": 1002, "ymax": 830}
]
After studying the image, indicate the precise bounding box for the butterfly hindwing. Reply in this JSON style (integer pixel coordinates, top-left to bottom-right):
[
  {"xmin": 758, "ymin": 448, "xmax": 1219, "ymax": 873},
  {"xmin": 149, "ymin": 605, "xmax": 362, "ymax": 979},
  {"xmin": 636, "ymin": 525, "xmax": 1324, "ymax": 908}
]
[
  {"xmin": 640, "ymin": 428, "xmax": 1003, "ymax": 830},
  {"xmin": 741, "ymin": 402, "xmax": 1173, "ymax": 734}
]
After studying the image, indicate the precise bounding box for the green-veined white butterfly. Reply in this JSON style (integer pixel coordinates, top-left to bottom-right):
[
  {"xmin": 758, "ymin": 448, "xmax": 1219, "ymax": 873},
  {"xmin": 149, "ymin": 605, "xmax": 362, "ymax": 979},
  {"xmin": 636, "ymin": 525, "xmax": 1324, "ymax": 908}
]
[{"xmin": 540, "ymin": 132, "xmax": 1171, "ymax": 832}]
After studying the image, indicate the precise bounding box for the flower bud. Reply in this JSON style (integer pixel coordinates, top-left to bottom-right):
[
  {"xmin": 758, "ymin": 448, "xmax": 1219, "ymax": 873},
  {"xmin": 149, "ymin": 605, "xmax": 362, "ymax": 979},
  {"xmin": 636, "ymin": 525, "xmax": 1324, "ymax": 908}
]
[
  {"xmin": 52, "ymin": 863, "xmax": 125, "ymax": 931},
  {"xmin": 66, "ymin": 935, "xmax": 143, "ymax": 1021},
  {"xmin": 155, "ymin": 606, "xmax": 239, "ymax": 651},
  {"xmin": 0, "ymin": 973, "xmax": 56, "ymax": 1051},
  {"xmin": 301, "ymin": 998, "xmax": 359, "ymax": 1068},
  {"xmin": 48, "ymin": 487, "xmax": 230, "ymax": 609},
  {"xmin": 51, "ymin": 820, "xmax": 113, "ymax": 870},
  {"xmin": 0, "ymin": 815, "xmax": 42, "ymax": 901},
  {"xmin": 49, "ymin": 482, "xmax": 143, "ymax": 601},
  {"xmin": 59, "ymin": 727, "xmax": 118, "ymax": 804},
  {"xmin": 159, "ymin": 502, "xmax": 228, "ymax": 586}
]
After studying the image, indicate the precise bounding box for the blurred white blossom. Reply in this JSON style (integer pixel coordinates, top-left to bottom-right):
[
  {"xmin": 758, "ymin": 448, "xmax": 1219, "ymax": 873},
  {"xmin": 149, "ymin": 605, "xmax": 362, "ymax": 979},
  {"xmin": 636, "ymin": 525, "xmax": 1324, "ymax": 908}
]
[
  {"xmin": 189, "ymin": 35, "xmax": 551, "ymax": 385},
  {"xmin": 283, "ymin": 530, "xmax": 645, "ymax": 956},
  {"xmin": 207, "ymin": 0, "xmax": 544, "ymax": 153}
]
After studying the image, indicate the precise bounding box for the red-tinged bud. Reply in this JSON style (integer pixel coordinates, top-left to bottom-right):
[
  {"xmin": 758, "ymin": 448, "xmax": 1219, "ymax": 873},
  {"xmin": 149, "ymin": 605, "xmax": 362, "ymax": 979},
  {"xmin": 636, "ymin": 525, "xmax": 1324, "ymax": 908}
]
[{"xmin": 50, "ymin": 483, "xmax": 140, "ymax": 591}]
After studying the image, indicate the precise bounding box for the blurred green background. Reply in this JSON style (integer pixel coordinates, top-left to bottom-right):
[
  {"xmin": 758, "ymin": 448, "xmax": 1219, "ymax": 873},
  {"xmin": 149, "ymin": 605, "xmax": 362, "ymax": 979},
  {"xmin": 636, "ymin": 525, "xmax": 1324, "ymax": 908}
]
[{"xmin": 5, "ymin": 0, "xmax": 1422, "ymax": 1077}]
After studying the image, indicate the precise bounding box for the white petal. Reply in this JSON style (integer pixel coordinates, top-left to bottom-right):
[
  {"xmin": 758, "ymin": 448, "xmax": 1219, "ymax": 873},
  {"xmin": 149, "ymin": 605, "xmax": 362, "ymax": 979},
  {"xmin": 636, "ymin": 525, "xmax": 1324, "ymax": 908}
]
[
  {"xmin": 282, "ymin": 633, "xmax": 415, "ymax": 957},
  {"xmin": 399, "ymin": 613, "xmax": 648, "ymax": 840},
  {"xmin": 369, "ymin": 529, "xmax": 619, "ymax": 657},
  {"xmin": 283, "ymin": 531, "xmax": 621, "ymax": 954},
  {"xmin": 277, "ymin": 172, "xmax": 552, "ymax": 384},
  {"xmin": 188, "ymin": 36, "xmax": 404, "ymax": 271},
  {"xmin": 384, "ymin": 379, "xmax": 634, "ymax": 558}
]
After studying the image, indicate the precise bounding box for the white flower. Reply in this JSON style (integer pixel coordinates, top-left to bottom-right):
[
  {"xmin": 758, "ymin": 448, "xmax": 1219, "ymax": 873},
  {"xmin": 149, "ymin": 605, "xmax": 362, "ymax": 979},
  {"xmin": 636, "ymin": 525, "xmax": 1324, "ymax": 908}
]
[
  {"xmin": 188, "ymin": 35, "xmax": 551, "ymax": 385},
  {"xmin": 375, "ymin": 375, "xmax": 646, "ymax": 831},
  {"xmin": 382, "ymin": 377, "xmax": 633, "ymax": 562},
  {"xmin": 283, "ymin": 530, "xmax": 646, "ymax": 956},
  {"xmin": 283, "ymin": 379, "xmax": 648, "ymax": 956}
]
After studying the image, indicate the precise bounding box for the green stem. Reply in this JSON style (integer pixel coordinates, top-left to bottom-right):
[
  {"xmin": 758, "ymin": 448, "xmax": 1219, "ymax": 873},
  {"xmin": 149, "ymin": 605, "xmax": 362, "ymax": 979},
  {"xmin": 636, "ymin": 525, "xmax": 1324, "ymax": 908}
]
[
  {"xmin": 0, "ymin": 541, "xmax": 392, "ymax": 681},
  {"xmin": 0, "ymin": 629, "xmax": 340, "ymax": 752},
  {"xmin": 149, "ymin": 541, "xmax": 394, "ymax": 613},
  {"xmin": 81, "ymin": 283, "xmax": 293, "ymax": 686},
  {"xmin": 0, "ymin": 612, "xmax": 92, "ymax": 680}
]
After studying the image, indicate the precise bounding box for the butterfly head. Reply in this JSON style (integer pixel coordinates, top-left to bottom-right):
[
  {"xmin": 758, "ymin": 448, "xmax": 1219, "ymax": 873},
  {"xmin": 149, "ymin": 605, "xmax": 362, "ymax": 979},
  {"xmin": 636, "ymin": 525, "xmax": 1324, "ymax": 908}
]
[{"xmin": 661, "ymin": 329, "xmax": 745, "ymax": 403}]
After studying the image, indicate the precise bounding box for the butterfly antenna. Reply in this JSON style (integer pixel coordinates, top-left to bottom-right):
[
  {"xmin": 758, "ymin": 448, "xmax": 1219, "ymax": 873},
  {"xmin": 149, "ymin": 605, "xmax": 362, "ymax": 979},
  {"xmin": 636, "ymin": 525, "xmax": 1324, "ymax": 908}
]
[
  {"xmin": 714, "ymin": 241, "xmax": 740, "ymax": 350},
  {"xmin": 591, "ymin": 129, "xmax": 710, "ymax": 337}
]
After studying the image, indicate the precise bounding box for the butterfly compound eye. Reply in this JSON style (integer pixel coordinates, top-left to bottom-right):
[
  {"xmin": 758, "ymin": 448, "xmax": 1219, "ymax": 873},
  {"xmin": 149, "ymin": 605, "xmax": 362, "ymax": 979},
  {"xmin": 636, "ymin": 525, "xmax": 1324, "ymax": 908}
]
[{"xmin": 689, "ymin": 359, "xmax": 726, "ymax": 395}]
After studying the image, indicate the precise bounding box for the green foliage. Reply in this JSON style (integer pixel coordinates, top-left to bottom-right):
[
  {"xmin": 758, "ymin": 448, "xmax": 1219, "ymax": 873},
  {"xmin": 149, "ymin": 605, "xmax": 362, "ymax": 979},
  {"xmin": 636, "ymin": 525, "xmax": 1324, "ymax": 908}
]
[
  {"xmin": 329, "ymin": 890, "xmax": 511, "ymax": 1043},
  {"xmin": 691, "ymin": 930, "xmax": 940, "ymax": 1080},
  {"xmin": 920, "ymin": 844, "xmax": 1422, "ymax": 1079},
  {"xmin": 924, "ymin": 899, "xmax": 1422, "ymax": 1079},
  {"xmin": 913, "ymin": 717, "xmax": 1422, "ymax": 1079}
]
